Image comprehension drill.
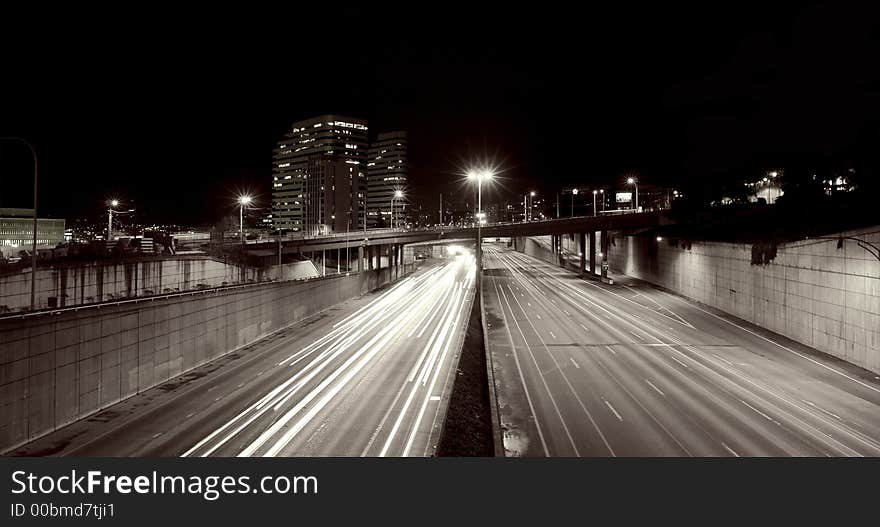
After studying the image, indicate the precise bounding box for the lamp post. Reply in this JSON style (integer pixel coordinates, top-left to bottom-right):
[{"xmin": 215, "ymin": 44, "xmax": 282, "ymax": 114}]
[
  {"xmin": 529, "ymin": 191, "xmax": 536, "ymax": 221},
  {"xmin": 468, "ymin": 169, "xmax": 494, "ymax": 281},
  {"xmin": 107, "ymin": 200, "xmax": 134, "ymax": 250},
  {"xmin": 0, "ymin": 137, "xmax": 38, "ymax": 310},
  {"xmin": 627, "ymin": 177, "xmax": 639, "ymax": 211},
  {"xmin": 592, "ymin": 189, "xmax": 598, "ymax": 217},
  {"xmin": 238, "ymin": 195, "xmax": 252, "ymax": 244},
  {"xmin": 107, "ymin": 199, "xmax": 119, "ymax": 241},
  {"xmin": 571, "ymin": 188, "xmax": 578, "ymax": 217},
  {"xmin": 391, "ymin": 190, "xmax": 403, "ymax": 229}
]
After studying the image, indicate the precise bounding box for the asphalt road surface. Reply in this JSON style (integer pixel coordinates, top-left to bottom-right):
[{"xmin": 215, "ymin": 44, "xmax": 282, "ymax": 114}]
[
  {"xmin": 14, "ymin": 256, "xmax": 475, "ymax": 457},
  {"xmin": 482, "ymin": 244, "xmax": 880, "ymax": 457}
]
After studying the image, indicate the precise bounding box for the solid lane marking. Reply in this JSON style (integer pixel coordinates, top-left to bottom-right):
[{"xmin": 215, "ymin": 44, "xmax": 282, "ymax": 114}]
[
  {"xmin": 740, "ymin": 399, "xmax": 774, "ymax": 421},
  {"xmin": 645, "ymin": 379, "xmax": 665, "ymax": 396},
  {"xmin": 668, "ymin": 354, "xmax": 689, "ymax": 369},
  {"xmin": 722, "ymin": 442, "xmax": 740, "ymax": 457},
  {"xmin": 803, "ymin": 399, "xmax": 842, "ymax": 421},
  {"xmin": 492, "ymin": 280, "xmax": 551, "ymax": 456},
  {"xmin": 682, "ymin": 300, "xmax": 880, "ymax": 395},
  {"xmin": 604, "ymin": 399, "xmax": 623, "ymax": 422}
]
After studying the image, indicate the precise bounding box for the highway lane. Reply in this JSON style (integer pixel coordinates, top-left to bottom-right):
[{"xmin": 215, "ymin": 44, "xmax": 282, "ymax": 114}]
[
  {"xmin": 482, "ymin": 244, "xmax": 880, "ymax": 457},
  {"xmin": 13, "ymin": 255, "xmax": 475, "ymax": 457}
]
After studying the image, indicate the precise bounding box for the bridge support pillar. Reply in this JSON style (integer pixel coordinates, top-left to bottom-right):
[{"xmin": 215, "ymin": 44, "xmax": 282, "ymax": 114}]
[
  {"xmin": 579, "ymin": 232, "xmax": 586, "ymax": 274},
  {"xmin": 559, "ymin": 235, "xmax": 566, "ymax": 268},
  {"xmin": 600, "ymin": 230, "xmax": 609, "ymax": 279},
  {"xmin": 358, "ymin": 246, "xmax": 364, "ymax": 272},
  {"xmin": 559, "ymin": 234, "xmax": 571, "ymax": 268},
  {"xmin": 589, "ymin": 231, "xmax": 596, "ymax": 275},
  {"xmin": 376, "ymin": 245, "xmax": 383, "ymax": 270},
  {"xmin": 392, "ymin": 244, "xmax": 398, "ymax": 279}
]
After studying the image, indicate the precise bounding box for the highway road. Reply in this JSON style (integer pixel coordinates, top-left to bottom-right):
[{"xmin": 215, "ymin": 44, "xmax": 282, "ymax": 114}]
[
  {"xmin": 14, "ymin": 255, "xmax": 475, "ymax": 457},
  {"xmin": 483, "ymin": 244, "xmax": 880, "ymax": 457}
]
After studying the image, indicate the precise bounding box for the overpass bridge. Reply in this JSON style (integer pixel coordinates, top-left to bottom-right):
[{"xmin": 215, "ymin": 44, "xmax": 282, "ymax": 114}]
[{"xmin": 237, "ymin": 210, "xmax": 676, "ymax": 277}]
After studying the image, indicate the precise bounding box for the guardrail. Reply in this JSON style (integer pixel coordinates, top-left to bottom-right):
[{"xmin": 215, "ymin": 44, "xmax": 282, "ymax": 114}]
[{"xmin": 0, "ymin": 270, "xmax": 355, "ymax": 322}]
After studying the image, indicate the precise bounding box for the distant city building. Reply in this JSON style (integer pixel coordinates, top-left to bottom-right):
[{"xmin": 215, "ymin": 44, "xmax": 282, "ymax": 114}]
[
  {"xmin": 366, "ymin": 131, "xmax": 408, "ymax": 228},
  {"xmin": 823, "ymin": 168, "xmax": 857, "ymax": 195},
  {"xmin": 440, "ymin": 190, "xmax": 471, "ymax": 226},
  {"xmin": 0, "ymin": 208, "xmax": 65, "ymax": 258},
  {"xmin": 272, "ymin": 115, "xmax": 368, "ymax": 234}
]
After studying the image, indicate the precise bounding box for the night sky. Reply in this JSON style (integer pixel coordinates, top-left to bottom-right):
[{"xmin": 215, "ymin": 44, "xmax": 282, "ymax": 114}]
[{"xmin": 1, "ymin": 3, "xmax": 877, "ymax": 225}]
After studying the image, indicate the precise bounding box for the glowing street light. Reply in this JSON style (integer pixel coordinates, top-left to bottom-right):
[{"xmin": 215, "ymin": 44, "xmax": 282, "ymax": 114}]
[
  {"xmin": 467, "ymin": 168, "xmax": 494, "ymax": 279},
  {"xmin": 238, "ymin": 195, "xmax": 253, "ymax": 244},
  {"xmin": 627, "ymin": 177, "xmax": 639, "ymax": 211},
  {"xmin": 107, "ymin": 199, "xmax": 135, "ymax": 244},
  {"xmin": 108, "ymin": 199, "xmax": 118, "ymax": 241},
  {"xmin": 528, "ymin": 190, "xmax": 536, "ymax": 221},
  {"xmin": 391, "ymin": 190, "xmax": 404, "ymax": 229}
]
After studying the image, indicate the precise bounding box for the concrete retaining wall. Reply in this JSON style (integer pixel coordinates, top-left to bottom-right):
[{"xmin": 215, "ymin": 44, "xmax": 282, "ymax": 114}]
[
  {"xmin": 513, "ymin": 233, "xmax": 605, "ymax": 273},
  {"xmin": 606, "ymin": 227, "xmax": 880, "ymax": 374},
  {"xmin": 0, "ymin": 264, "xmax": 412, "ymax": 452},
  {"xmin": 0, "ymin": 258, "xmax": 320, "ymax": 313}
]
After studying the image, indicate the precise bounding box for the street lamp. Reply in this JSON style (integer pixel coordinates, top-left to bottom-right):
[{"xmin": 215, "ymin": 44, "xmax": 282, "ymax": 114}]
[
  {"xmin": 468, "ymin": 169, "xmax": 494, "ymax": 280},
  {"xmin": 571, "ymin": 188, "xmax": 578, "ymax": 217},
  {"xmin": 107, "ymin": 199, "xmax": 135, "ymax": 247},
  {"xmin": 592, "ymin": 189, "xmax": 598, "ymax": 217},
  {"xmin": 391, "ymin": 189, "xmax": 404, "ymax": 229},
  {"xmin": 107, "ymin": 200, "xmax": 119, "ymax": 241},
  {"xmin": 529, "ymin": 191, "xmax": 536, "ymax": 221},
  {"xmin": 238, "ymin": 195, "xmax": 252, "ymax": 244},
  {"xmin": 0, "ymin": 137, "xmax": 38, "ymax": 310},
  {"xmin": 627, "ymin": 177, "xmax": 639, "ymax": 211}
]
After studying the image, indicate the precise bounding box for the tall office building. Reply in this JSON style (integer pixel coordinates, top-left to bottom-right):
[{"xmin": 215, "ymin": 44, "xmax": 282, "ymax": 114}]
[
  {"xmin": 366, "ymin": 131, "xmax": 407, "ymax": 228},
  {"xmin": 272, "ymin": 115, "xmax": 368, "ymax": 234}
]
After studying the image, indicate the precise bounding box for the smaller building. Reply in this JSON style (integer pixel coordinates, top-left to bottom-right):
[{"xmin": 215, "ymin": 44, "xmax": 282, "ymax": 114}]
[
  {"xmin": 0, "ymin": 208, "xmax": 66, "ymax": 258},
  {"xmin": 366, "ymin": 131, "xmax": 408, "ymax": 228}
]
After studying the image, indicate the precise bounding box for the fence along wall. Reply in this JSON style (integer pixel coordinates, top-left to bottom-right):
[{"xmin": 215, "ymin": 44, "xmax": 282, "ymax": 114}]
[
  {"xmin": 606, "ymin": 227, "xmax": 880, "ymax": 375},
  {"xmin": 0, "ymin": 264, "xmax": 411, "ymax": 452},
  {"xmin": 0, "ymin": 257, "xmax": 320, "ymax": 313}
]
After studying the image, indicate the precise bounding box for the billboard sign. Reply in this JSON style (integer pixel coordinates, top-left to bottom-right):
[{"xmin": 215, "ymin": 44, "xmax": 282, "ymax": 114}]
[{"xmin": 615, "ymin": 192, "xmax": 632, "ymax": 203}]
